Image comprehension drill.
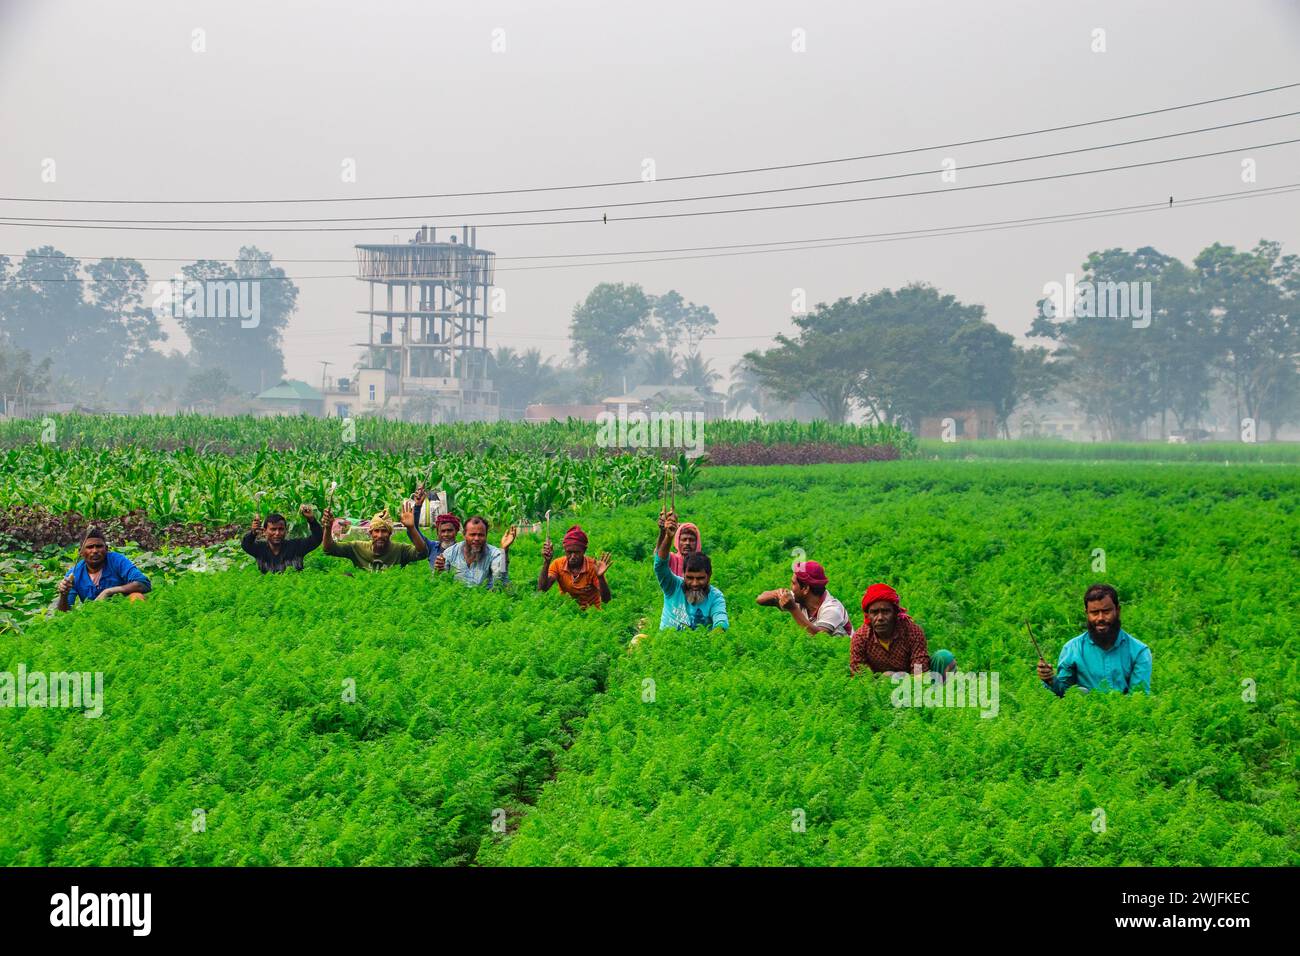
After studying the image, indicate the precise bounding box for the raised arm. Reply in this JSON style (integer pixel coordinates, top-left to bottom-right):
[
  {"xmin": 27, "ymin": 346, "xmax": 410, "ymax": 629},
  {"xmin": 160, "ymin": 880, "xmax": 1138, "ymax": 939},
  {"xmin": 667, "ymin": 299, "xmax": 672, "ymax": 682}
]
[
  {"xmin": 241, "ymin": 516, "xmax": 262, "ymax": 556},
  {"xmin": 401, "ymin": 501, "xmax": 428, "ymax": 558},
  {"xmin": 595, "ymin": 552, "xmax": 613, "ymax": 603},
  {"xmin": 538, "ymin": 539, "xmax": 556, "ymax": 591}
]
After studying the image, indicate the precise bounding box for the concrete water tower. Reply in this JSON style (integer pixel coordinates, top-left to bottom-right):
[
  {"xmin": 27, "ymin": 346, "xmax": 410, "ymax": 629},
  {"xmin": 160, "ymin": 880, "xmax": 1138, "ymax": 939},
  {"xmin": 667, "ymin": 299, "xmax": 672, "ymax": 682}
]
[{"xmin": 354, "ymin": 225, "xmax": 499, "ymax": 422}]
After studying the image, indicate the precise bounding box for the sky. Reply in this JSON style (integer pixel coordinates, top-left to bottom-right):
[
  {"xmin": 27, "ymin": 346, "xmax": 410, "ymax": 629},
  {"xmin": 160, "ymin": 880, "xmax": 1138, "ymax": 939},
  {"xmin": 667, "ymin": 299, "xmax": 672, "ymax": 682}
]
[{"xmin": 3, "ymin": 0, "xmax": 1300, "ymax": 390}]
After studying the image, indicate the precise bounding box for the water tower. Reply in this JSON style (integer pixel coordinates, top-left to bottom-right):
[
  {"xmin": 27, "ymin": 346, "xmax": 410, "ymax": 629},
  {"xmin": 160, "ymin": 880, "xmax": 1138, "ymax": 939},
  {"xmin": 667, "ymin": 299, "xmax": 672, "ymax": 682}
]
[{"xmin": 354, "ymin": 225, "xmax": 499, "ymax": 421}]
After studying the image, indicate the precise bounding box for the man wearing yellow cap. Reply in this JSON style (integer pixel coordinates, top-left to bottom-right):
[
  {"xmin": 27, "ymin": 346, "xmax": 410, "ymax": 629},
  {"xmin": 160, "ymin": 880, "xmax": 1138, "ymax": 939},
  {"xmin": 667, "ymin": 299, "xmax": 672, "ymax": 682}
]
[{"xmin": 320, "ymin": 502, "xmax": 427, "ymax": 571}]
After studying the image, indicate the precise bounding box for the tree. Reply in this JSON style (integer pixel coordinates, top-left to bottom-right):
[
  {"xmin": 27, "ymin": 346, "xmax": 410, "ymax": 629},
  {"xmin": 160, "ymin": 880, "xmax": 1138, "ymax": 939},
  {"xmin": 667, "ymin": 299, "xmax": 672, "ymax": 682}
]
[
  {"xmin": 1196, "ymin": 240, "xmax": 1300, "ymax": 439},
  {"xmin": 181, "ymin": 367, "xmax": 233, "ymax": 410},
  {"xmin": 1030, "ymin": 248, "xmax": 1176, "ymax": 439},
  {"xmin": 0, "ymin": 247, "xmax": 166, "ymax": 388},
  {"xmin": 491, "ymin": 346, "xmax": 558, "ymax": 413},
  {"xmin": 569, "ymin": 283, "xmax": 651, "ymax": 389},
  {"xmin": 744, "ymin": 328, "xmax": 860, "ymax": 424},
  {"xmin": 177, "ymin": 246, "xmax": 298, "ymax": 394},
  {"xmin": 678, "ymin": 352, "xmax": 721, "ymax": 388},
  {"xmin": 0, "ymin": 339, "xmax": 53, "ymax": 415},
  {"xmin": 634, "ymin": 347, "xmax": 678, "ymax": 387}
]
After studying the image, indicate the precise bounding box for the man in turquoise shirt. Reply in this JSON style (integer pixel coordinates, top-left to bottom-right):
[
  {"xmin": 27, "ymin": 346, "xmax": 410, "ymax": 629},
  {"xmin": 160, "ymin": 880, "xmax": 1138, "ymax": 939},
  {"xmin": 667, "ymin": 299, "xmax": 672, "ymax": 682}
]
[
  {"xmin": 1038, "ymin": 584, "xmax": 1152, "ymax": 696},
  {"xmin": 654, "ymin": 512, "xmax": 728, "ymax": 631}
]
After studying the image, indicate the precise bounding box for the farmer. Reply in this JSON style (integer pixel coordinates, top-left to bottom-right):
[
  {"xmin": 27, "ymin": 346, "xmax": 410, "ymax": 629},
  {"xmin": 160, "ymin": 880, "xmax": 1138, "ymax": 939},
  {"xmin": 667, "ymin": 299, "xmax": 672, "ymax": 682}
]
[
  {"xmin": 435, "ymin": 515, "xmax": 514, "ymax": 588},
  {"xmin": 241, "ymin": 504, "xmax": 322, "ymax": 573},
  {"xmin": 849, "ymin": 583, "xmax": 956, "ymax": 680},
  {"xmin": 755, "ymin": 560, "xmax": 851, "ymax": 635},
  {"xmin": 668, "ymin": 519, "xmax": 701, "ymax": 576},
  {"xmin": 55, "ymin": 526, "xmax": 152, "ymax": 612},
  {"xmin": 320, "ymin": 503, "xmax": 427, "ymax": 571},
  {"xmin": 539, "ymin": 524, "xmax": 612, "ymax": 609},
  {"xmin": 1037, "ymin": 584, "xmax": 1152, "ymax": 695},
  {"xmin": 411, "ymin": 485, "xmax": 462, "ymax": 570},
  {"xmin": 654, "ymin": 511, "xmax": 728, "ymax": 631}
]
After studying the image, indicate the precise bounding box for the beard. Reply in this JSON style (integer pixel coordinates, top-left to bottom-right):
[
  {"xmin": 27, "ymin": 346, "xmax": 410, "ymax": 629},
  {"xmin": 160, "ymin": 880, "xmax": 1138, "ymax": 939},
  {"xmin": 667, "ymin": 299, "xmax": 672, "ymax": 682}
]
[
  {"xmin": 684, "ymin": 586, "xmax": 708, "ymax": 605},
  {"xmin": 1088, "ymin": 614, "xmax": 1121, "ymax": 642}
]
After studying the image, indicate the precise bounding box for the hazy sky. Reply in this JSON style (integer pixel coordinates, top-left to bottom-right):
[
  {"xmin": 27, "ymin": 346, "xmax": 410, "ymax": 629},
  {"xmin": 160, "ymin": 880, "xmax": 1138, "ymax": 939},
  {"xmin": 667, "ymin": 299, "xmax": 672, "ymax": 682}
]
[{"xmin": 3, "ymin": 0, "xmax": 1300, "ymax": 388}]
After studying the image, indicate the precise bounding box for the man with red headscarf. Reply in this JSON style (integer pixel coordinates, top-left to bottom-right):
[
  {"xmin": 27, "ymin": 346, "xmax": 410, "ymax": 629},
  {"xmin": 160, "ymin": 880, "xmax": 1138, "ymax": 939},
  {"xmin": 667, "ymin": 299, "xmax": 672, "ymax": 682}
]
[
  {"xmin": 850, "ymin": 584, "xmax": 956, "ymax": 679},
  {"xmin": 412, "ymin": 485, "xmax": 461, "ymax": 573},
  {"xmin": 539, "ymin": 524, "xmax": 612, "ymax": 609},
  {"xmin": 756, "ymin": 559, "xmax": 851, "ymax": 636}
]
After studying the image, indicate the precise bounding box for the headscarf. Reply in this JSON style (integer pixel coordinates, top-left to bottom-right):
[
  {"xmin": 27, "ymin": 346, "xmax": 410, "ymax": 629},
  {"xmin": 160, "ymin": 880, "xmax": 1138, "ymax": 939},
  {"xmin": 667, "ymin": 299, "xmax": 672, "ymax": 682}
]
[
  {"xmin": 793, "ymin": 560, "xmax": 828, "ymax": 588},
  {"xmin": 562, "ymin": 525, "xmax": 588, "ymax": 550},
  {"xmin": 669, "ymin": 522, "xmax": 701, "ymax": 576},
  {"xmin": 369, "ymin": 508, "xmax": 394, "ymax": 533},
  {"xmin": 434, "ymin": 513, "xmax": 462, "ymax": 532},
  {"xmin": 861, "ymin": 583, "xmax": 912, "ymax": 629}
]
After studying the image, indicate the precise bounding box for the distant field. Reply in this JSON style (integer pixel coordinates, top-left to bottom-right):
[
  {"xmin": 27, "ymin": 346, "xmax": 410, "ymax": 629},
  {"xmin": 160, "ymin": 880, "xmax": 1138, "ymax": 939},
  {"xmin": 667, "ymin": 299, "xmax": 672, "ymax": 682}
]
[{"xmin": 918, "ymin": 438, "xmax": 1300, "ymax": 463}]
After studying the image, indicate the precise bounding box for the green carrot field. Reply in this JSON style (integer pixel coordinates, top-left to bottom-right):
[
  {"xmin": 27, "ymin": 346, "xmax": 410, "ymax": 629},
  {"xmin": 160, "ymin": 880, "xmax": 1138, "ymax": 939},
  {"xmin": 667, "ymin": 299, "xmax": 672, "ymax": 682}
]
[{"xmin": 2, "ymin": 456, "xmax": 1295, "ymax": 865}]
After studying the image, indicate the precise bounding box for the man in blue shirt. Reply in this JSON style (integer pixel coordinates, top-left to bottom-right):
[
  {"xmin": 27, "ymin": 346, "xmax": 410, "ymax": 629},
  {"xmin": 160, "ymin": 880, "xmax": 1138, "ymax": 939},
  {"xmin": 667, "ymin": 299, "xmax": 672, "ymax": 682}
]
[
  {"xmin": 1037, "ymin": 583, "xmax": 1152, "ymax": 696},
  {"xmin": 654, "ymin": 512, "xmax": 728, "ymax": 631},
  {"xmin": 411, "ymin": 485, "xmax": 461, "ymax": 573},
  {"xmin": 435, "ymin": 515, "xmax": 515, "ymax": 589},
  {"xmin": 55, "ymin": 527, "xmax": 152, "ymax": 611}
]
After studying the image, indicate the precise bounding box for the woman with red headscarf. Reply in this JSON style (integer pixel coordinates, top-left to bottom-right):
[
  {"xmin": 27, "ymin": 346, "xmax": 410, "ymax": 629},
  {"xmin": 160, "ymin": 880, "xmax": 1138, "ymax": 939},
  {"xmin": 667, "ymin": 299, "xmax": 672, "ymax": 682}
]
[
  {"xmin": 850, "ymin": 584, "xmax": 956, "ymax": 680},
  {"xmin": 668, "ymin": 521, "xmax": 701, "ymax": 576}
]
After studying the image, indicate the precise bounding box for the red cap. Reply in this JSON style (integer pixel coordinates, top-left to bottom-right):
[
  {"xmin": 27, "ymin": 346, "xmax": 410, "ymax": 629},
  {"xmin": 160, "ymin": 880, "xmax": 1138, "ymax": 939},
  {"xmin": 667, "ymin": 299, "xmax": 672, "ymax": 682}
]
[
  {"xmin": 793, "ymin": 560, "xmax": 828, "ymax": 588},
  {"xmin": 861, "ymin": 583, "xmax": 901, "ymax": 610}
]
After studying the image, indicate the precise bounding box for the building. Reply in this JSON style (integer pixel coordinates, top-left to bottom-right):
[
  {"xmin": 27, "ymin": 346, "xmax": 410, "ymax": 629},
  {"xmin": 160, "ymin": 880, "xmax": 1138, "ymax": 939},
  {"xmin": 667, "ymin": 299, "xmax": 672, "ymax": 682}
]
[
  {"xmin": 254, "ymin": 380, "xmax": 323, "ymax": 417},
  {"xmin": 600, "ymin": 384, "xmax": 726, "ymax": 420},
  {"xmin": 353, "ymin": 225, "xmax": 500, "ymax": 422},
  {"xmin": 320, "ymin": 367, "xmax": 399, "ymax": 419},
  {"xmin": 524, "ymin": 403, "xmax": 606, "ymax": 423},
  {"xmin": 919, "ymin": 403, "xmax": 999, "ymax": 440}
]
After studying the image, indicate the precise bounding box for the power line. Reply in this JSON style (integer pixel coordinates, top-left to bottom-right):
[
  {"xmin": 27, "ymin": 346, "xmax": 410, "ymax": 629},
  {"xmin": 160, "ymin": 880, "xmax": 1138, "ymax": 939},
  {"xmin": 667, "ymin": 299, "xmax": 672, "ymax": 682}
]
[
  {"xmin": 6, "ymin": 181, "xmax": 1299, "ymax": 266},
  {"xmin": 30, "ymin": 181, "xmax": 1285, "ymax": 294},
  {"xmin": 6, "ymin": 112, "xmax": 1299, "ymax": 226},
  {"xmin": 3, "ymin": 80, "xmax": 1297, "ymax": 206},
  {"xmin": 4, "ymin": 137, "xmax": 1298, "ymax": 234}
]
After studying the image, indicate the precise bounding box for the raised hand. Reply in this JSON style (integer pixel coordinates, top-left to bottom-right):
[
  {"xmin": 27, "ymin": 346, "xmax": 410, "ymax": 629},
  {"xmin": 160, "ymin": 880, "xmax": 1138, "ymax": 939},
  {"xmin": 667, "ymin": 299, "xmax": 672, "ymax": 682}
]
[
  {"xmin": 299, "ymin": 503, "xmax": 314, "ymax": 519},
  {"xmin": 251, "ymin": 516, "xmax": 263, "ymax": 534},
  {"xmin": 1036, "ymin": 659, "xmax": 1054, "ymax": 682},
  {"xmin": 321, "ymin": 508, "xmax": 335, "ymax": 530},
  {"xmin": 56, "ymin": 575, "xmax": 73, "ymax": 597},
  {"xmin": 400, "ymin": 500, "xmax": 417, "ymax": 529},
  {"xmin": 413, "ymin": 483, "xmax": 427, "ymax": 505},
  {"xmin": 541, "ymin": 539, "xmax": 554, "ymax": 563},
  {"xmin": 595, "ymin": 551, "xmax": 613, "ymax": 577},
  {"xmin": 501, "ymin": 525, "xmax": 518, "ymax": 551}
]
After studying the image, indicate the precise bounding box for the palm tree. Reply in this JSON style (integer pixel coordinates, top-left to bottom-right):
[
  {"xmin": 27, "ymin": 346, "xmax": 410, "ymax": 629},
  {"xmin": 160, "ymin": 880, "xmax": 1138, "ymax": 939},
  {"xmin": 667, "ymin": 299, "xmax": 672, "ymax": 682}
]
[
  {"xmin": 679, "ymin": 353, "xmax": 721, "ymax": 389},
  {"xmin": 636, "ymin": 348, "xmax": 678, "ymax": 388},
  {"xmin": 726, "ymin": 359, "xmax": 768, "ymax": 416}
]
